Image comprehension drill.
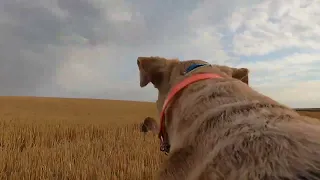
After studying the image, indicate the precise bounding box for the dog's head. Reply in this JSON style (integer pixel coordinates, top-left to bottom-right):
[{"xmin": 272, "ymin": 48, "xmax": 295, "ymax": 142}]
[
  {"xmin": 140, "ymin": 117, "xmax": 159, "ymax": 134},
  {"xmin": 137, "ymin": 56, "xmax": 249, "ymax": 113}
]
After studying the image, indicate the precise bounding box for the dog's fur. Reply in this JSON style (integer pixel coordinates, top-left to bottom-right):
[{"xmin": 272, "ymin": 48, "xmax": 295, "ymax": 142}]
[{"xmin": 137, "ymin": 56, "xmax": 320, "ymax": 180}]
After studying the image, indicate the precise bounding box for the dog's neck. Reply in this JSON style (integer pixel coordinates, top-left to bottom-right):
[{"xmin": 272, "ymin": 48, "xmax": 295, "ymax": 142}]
[
  {"xmin": 184, "ymin": 63, "xmax": 211, "ymax": 74},
  {"xmin": 158, "ymin": 64, "xmax": 222, "ymax": 154},
  {"xmin": 161, "ymin": 66, "xmax": 252, "ymax": 153}
]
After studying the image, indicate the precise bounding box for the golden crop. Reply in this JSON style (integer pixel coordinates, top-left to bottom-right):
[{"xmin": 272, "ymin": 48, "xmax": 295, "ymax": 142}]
[{"xmin": 0, "ymin": 96, "xmax": 318, "ymax": 180}]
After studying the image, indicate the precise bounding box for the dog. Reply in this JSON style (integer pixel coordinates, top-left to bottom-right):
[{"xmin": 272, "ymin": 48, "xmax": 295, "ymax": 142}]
[
  {"xmin": 137, "ymin": 56, "xmax": 320, "ymax": 180},
  {"xmin": 140, "ymin": 117, "xmax": 159, "ymax": 134},
  {"xmin": 140, "ymin": 116, "xmax": 158, "ymax": 140},
  {"xmin": 140, "ymin": 117, "xmax": 159, "ymax": 140}
]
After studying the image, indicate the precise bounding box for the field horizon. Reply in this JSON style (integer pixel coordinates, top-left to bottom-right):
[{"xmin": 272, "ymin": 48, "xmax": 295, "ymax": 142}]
[
  {"xmin": 1, "ymin": 95, "xmax": 319, "ymax": 109},
  {"xmin": 0, "ymin": 96, "xmax": 319, "ymax": 179}
]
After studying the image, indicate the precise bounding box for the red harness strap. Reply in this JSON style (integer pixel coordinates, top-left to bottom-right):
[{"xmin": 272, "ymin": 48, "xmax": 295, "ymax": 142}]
[{"xmin": 158, "ymin": 73, "xmax": 222, "ymax": 150}]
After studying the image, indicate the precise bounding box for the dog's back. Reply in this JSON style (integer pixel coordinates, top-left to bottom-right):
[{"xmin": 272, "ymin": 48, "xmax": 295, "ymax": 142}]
[
  {"xmin": 159, "ymin": 77, "xmax": 320, "ymax": 180},
  {"xmin": 195, "ymin": 116, "xmax": 320, "ymax": 180}
]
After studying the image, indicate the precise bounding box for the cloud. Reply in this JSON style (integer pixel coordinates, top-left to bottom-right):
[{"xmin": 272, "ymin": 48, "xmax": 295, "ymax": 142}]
[
  {"xmin": 228, "ymin": 0, "xmax": 320, "ymax": 56},
  {"xmin": 223, "ymin": 0, "xmax": 320, "ymax": 107},
  {"xmin": 236, "ymin": 52, "xmax": 320, "ymax": 108},
  {"xmin": 182, "ymin": 0, "xmax": 320, "ymax": 108},
  {"xmin": 0, "ymin": 0, "xmax": 319, "ymax": 108}
]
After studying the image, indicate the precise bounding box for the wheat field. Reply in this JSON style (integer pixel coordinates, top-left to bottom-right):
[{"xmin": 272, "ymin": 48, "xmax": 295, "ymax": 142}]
[{"xmin": 0, "ymin": 96, "xmax": 319, "ymax": 180}]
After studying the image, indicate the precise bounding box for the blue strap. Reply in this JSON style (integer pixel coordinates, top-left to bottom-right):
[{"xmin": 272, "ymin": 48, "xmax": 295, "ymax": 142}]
[{"xmin": 185, "ymin": 64, "xmax": 208, "ymax": 74}]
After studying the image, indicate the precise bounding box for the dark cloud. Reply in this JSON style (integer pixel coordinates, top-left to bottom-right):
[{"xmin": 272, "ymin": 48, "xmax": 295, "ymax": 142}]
[
  {"xmin": 0, "ymin": 0, "xmax": 200, "ymax": 98},
  {"xmin": 0, "ymin": 0, "xmax": 108, "ymax": 95},
  {"xmin": 0, "ymin": 1, "xmax": 61, "ymax": 95}
]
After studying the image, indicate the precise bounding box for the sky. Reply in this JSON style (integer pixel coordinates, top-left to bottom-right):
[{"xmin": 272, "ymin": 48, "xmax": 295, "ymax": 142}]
[{"xmin": 0, "ymin": 0, "xmax": 319, "ymax": 108}]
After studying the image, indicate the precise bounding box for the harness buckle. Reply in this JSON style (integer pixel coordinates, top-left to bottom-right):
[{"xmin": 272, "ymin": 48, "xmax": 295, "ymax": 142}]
[{"xmin": 159, "ymin": 134, "xmax": 170, "ymax": 155}]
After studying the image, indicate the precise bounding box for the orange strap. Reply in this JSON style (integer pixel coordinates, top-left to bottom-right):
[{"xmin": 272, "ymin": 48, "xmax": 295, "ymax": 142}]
[{"xmin": 158, "ymin": 73, "xmax": 222, "ymax": 139}]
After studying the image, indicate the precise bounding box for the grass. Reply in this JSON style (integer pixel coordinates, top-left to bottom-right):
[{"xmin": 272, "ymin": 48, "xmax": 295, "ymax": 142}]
[
  {"xmin": 0, "ymin": 96, "xmax": 319, "ymax": 180},
  {"xmin": 295, "ymin": 111, "xmax": 320, "ymax": 119},
  {"xmin": 0, "ymin": 96, "xmax": 163, "ymax": 180}
]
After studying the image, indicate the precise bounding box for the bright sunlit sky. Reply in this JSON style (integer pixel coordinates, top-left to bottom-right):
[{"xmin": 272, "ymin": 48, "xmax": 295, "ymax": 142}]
[{"xmin": 0, "ymin": 0, "xmax": 319, "ymax": 108}]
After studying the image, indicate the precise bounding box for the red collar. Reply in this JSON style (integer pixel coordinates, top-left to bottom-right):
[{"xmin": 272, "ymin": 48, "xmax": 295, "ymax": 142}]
[{"xmin": 158, "ymin": 73, "xmax": 222, "ymax": 148}]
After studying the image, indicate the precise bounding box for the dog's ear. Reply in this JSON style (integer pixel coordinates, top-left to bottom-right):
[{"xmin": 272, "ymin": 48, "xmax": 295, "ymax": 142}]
[
  {"xmin": 137, "ymin": 56, "xmax": 168, "ymax": 87},
  {"xmin": 231, "ymin": 67, "xmax": 249, "ymax": 85},
  {"xmin": 141, "ymin": 117, "xmax": 159, "ymax": 133},
  {"xmin": 214, "ymin": 65, "xmax": 249, "ymax": 85}
]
